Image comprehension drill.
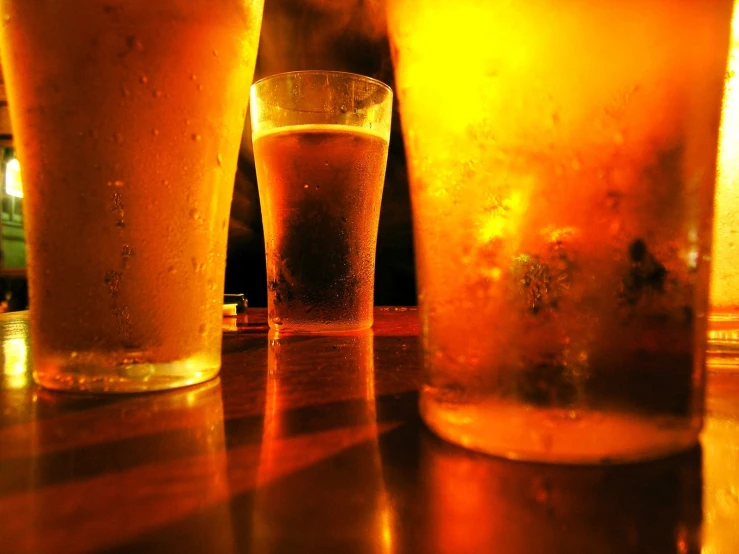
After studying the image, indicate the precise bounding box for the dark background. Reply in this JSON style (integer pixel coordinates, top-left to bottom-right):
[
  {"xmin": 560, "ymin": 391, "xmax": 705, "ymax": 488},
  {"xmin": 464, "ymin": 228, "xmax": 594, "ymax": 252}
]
[{"xmin": 223, "ymin": 0, "xmax": 417, "ymax": 307}]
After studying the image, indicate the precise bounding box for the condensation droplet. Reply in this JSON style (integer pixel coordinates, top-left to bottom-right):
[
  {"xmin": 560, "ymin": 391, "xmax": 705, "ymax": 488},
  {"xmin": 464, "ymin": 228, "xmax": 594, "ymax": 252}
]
[
  {"xmin": 198, "ymin": 324, "xmax": 207, "ymax": 335},
  {"xmin": 127, "ymin": 36, "xmax": 144, "ymax": 52},
  {"xmin": 168, "ymin": 265, "xmax": 177, "ymax": 274},
  {"xmin": 189, "ymin": 208, "xmax": 201, "ymax": 221},
  {"xmin": 152, "ymin": 128, "xmax": 159, "ymax": 136},
  {"xmin": 217, "ymin": 154, "xmax": 223, "ymax": 167},
  {"xmin": 191, "ymin": 133, "xmax": 201, "ymax": 142},
  {"xmin": 139, "ymin": 75, "xmax": 148, "ymax": 84},
  {"xmin": 191, "ymin": 74, "xmax": 198, "ymax": 81},
  {"xmin": 212, "ymin": 49, "xmax": 219, "ymax": 57},
  {"xmin": 153, "ymin": 89, "xmax": 163, "ymax": 98}
]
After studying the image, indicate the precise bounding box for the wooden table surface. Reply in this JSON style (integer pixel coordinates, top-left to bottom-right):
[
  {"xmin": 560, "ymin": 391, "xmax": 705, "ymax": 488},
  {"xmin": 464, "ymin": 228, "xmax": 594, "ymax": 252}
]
[{"xmin": 1, "ymin": 307, "xmax": 738, "ymax": 554}]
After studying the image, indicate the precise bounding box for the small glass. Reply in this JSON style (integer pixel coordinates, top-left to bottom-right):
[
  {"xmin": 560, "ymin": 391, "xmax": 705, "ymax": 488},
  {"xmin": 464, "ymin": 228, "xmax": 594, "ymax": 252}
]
[
  {"xmin": 388, "ymin": 0, "xmax": 734, "ymax": 462},
  {"xmin": 250, "ymin": 71, "xmax": 393, "ymax": 333}
]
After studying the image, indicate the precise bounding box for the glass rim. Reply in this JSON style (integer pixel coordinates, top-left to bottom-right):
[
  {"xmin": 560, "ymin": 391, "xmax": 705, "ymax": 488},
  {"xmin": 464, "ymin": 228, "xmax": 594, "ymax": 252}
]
[{"xmin": 251, "ymin": 70, "xmax": 392, "ymax": 96}]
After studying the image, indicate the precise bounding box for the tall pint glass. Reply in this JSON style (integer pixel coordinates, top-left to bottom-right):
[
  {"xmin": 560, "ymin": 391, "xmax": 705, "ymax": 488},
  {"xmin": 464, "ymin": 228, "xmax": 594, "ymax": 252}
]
[
  {"xmin": 0, "ymin": 0, "xmax": 265, "ymax": 392},
  {"xmin": 388, "ymin": 0, "xmax": 733, "ymax": 462}
]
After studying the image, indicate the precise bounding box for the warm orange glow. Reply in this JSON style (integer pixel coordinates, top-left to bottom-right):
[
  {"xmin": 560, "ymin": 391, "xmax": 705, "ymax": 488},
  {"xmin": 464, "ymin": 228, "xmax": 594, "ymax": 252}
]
[
  {"xmin": 711, "ymin": 5, "xmax": 739, "ymax": 315},
  {"xmin": 389, "ymin": 0, "xmax": 733, "ymax": 460}
]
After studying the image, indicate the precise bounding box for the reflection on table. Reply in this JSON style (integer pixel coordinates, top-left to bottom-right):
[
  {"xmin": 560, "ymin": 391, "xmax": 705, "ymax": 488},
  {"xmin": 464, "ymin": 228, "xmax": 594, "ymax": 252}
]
[{"xmin": 0, "ymin": 308, "xmax": 737, "ymax": 553}]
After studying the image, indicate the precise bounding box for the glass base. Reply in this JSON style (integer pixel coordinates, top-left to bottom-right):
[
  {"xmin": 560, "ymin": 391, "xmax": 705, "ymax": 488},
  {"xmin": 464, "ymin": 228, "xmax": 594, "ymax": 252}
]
[
  {"xmin": 707, "ymin": 313, "xmax": 739, "ymax": 371},
  {"xmin": 33, "ymin": 352, "xmax": 220, "ymax": 393},
  {"xmin": 420, "ymin": 391, "xmax": 699, "ymax": 465},
  {"xmin": 270, "ymin": 318, "xmax": 373, "ymax": 334}
]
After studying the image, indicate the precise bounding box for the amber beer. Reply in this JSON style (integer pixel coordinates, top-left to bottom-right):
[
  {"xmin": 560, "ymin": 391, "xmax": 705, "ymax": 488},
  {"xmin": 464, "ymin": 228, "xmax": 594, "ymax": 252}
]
[
  {"xmin": 254, "ymin": 125, "xmax": 388, "ymax": 332},
  {"xmin": 388, "ymin": 0, "xmax": 733, "ymax": 461},
  {"xmin": 0, "ymin": 0, "xmax": 264, "ymax": 392},
  {"xmin": 250, "ymin": 72, "xmax": 393, "ymax": 333}
]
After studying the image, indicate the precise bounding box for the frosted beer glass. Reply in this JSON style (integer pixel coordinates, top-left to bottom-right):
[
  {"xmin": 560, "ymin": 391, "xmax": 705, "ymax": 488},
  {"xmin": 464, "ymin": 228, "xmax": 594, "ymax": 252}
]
[
  {"xmin": 709, "ymin": 9, "xmax": 739, "ymax": 370},
  {"xmin": 0, "ymin": 0, "xmax": 265, "ymax": 392},
  {"xmin": 388, "ymin": 0, "xmax": 733, "ymax": 462},
  {"xmin": 251, "ymin": 71, "xmax": 392, "ymax": 333}
]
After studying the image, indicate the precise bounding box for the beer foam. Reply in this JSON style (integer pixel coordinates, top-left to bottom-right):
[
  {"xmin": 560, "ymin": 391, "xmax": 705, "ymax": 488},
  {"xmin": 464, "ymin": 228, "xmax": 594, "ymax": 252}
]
[{"xmin": 252, "ymin": 123, "xmax": 388, "ymax": 143}]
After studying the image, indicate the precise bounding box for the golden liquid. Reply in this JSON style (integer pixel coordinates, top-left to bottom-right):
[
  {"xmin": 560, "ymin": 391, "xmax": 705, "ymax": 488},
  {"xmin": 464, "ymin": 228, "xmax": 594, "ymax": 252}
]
[
  {"xmin": 709, "ymin": 5, "xmax": 739, "ymax": 361},
  {"xmin": 253, "ymin": 125, "xmax": 389, "ymax": 333},
  {"xmin": 0, "ymin": 0, "xmax": 264, "ymax": 391},
  {"xmin": 389, "ymin": 0, "xmax": 732, "ymax": 461}
]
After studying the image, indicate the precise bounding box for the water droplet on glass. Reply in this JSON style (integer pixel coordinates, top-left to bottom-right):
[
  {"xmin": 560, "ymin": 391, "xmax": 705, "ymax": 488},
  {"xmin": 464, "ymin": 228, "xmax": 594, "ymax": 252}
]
[
  {"xmin": 212, "ymin": 49, "xmax": 219, "ymax": 56},
  {"xmin": 191, "ymin": 133, "xmax": 201, "ymax": 142},
  {"xmin": 198, "ymin": 324, "xmax": 207, "ymax": 335},
  {"xmin": 339, "ymin": 104, "xmax": 347, "ymax": 113},
  {"xmin": 121, "ymin": 245, "xmax": 134, "ymax": 258},
  {"xmin": 127, "ymin": 36, "xmax": 144, "ymax": 52},
  {"xmin": 189, "ymin": 208, "xmax": 201, "ymax": 221},
  {"xmin": 152, "ymin": 128, "xmax": 159, "ymax": 136},
  {"xmin": 303, "ymin": 184, "xmax": 309, "ymax": 189},
  {"xmin": 139, "ymin": 75, "xmax": 148, "ymax": 84},
  {"xmin": 153, "ymin": 89, "xmax": 162, "ymax": 98},
  {"xmin": 190, "ymin": 74, "xmax": 198, "ymax": 81},
  {"xmin": 168, "ymin": 265, "xmax": 177, "ymax": 274},
  {"xmin": 197, "ymin": 84, "xmax": 204, "ymax": 91},
  {"xmin": 217, "ymin": 154, "xmax": 223, "ymax": 167}
]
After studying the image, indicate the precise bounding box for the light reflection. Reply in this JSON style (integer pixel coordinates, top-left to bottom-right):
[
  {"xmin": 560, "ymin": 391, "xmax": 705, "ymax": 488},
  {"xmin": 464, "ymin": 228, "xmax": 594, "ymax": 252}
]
[
  {"xmin": 253, "ymin": 330, "xmax": 394, "ymax": 553},
  {"xmin": 2, "ymin": 334, "xmax": 29, "ymax": 389},
  {"xmin": 419, "ymin": 432, "xmax": 701, "ymax": 553},
  {"xmin": 711, "ymin": 3, "xmax": 739, "ymax": 315}
]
